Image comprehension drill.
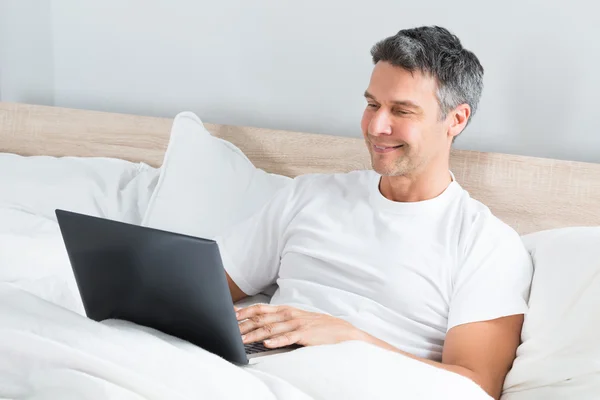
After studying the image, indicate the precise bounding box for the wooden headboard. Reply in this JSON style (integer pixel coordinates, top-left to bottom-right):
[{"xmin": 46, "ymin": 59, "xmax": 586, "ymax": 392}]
[{"xmin": 1, "ymin": 102, "xmax": 599, "ymax": 235}]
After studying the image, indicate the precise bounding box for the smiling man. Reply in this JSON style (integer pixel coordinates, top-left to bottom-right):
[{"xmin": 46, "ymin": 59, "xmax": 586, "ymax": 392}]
[{"xmin": 215, "ymin": 26, "xmax": 533, "ymax": 399}]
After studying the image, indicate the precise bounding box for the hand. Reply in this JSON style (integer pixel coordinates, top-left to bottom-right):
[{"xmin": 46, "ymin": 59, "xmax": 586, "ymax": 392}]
[{"xmin": 236, "ymin": 304, "xmax": 363, "ymax": 349}]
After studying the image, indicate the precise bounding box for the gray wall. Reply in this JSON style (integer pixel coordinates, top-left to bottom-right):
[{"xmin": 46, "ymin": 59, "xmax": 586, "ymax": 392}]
[
  {"xmin": 0, "ymin": 0, "xmax": 54, "ymax": 105},
  {"xmin": 2, "ymin": 0, "xmax": 599, "ymax": 163}
]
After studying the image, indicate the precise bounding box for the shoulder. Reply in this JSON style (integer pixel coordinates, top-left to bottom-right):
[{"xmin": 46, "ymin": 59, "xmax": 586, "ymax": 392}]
[
  {"xmin": 453, "ymin": 186, "xmax": 518, "ymax": 239},
  {"xmin": 447, "ymin": 187, "xmax": 533, "ymax": 330},
  {"xmin": 450, "ymin": 191, "xmax": 532, "ymax": 300},
  {"xmin": 452, "ymin": 187, "xmax": 527, "ymax": 261}
]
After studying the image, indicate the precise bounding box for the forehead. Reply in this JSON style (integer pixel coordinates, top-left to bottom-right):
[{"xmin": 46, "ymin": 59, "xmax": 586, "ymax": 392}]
[{"xmin": 366, "ymin": 61, "xmax": 438, "ymax": 105}]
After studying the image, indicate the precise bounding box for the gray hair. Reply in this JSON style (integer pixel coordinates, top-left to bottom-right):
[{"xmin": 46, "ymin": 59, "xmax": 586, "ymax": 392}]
[{"xmin": 370, "ymin": 26, "xmax": 484, "ymax": 127}]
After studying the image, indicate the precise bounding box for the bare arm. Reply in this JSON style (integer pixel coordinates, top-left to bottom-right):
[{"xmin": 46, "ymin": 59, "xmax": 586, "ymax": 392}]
[
  {"xmin": 356, "ymin": 314, "xmax": 523, "ymax": 399},
  {"xmin": 226, "ymin": 271, "xmax": 248, "ymax": 303},
  {"xmin": 236, "ymin": 302, "xmax": 523, "ymax": 399}
]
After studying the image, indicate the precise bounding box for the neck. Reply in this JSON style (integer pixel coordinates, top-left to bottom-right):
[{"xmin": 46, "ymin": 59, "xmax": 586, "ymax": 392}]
[{"xmin": 379, "ymin": 166, "xmax": 453, "ymax": 203}]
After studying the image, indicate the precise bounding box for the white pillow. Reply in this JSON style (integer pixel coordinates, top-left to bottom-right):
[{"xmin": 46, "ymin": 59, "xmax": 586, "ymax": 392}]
[
  {"xmin": 1, "ymin": 153, "xmax": 159, "ymax": 228},
  {"xmin": 142, "ymin": 112, "xmax": 291, "ymax": 239},
  {"xmin": 502, "ymin": 227, "xmax": 600, "ymax": 399}
]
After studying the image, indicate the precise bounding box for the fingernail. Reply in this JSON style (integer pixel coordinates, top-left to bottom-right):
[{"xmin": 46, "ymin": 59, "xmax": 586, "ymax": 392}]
[
  {"xmin": 241, "ymin": 335, "xmax": 246, "ymax": 342},
  {"xmin": 264, "ymin": 339, "xmax": 273, "ymax": 345}
]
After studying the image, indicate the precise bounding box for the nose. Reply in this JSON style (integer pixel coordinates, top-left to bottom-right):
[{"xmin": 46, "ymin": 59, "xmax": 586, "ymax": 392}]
[{"xmin": 368, "ymin": 109, "xmax": 392, "ymax": 137}]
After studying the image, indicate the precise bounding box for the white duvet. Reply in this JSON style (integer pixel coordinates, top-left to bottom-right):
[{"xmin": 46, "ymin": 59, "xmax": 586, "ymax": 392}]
[
  {"xmin": 0, "ymin": 209, "xmax": 490, "ymax": 400},
  {"xmin": 3, "ymin": 204, "xmax": 599, "ymax": 399},
  {"xmin": 0, "ymin": 284, "xmax": 491, "ymax": 400}
]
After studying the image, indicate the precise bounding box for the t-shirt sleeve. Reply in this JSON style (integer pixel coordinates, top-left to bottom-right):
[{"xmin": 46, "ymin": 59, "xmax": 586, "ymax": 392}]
[
  {"xmin": 447, "ymin": 215, "xmax": 534, "ymax": 331},
  {"xmin": 213, "ymin": 181, "xmax": 298, "ymax": 296}
]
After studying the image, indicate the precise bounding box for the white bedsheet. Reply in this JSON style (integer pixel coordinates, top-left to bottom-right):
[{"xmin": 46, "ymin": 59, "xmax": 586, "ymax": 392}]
[{"xmin": 0, "ymin": 284, "xmax": 491, "ymax": 400}]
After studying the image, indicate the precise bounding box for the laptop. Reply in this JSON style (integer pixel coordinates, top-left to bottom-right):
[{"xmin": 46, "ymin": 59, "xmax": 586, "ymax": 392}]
[{"xmin": 55, "ymin": 209, "xmax": 298, "ymax": 365}]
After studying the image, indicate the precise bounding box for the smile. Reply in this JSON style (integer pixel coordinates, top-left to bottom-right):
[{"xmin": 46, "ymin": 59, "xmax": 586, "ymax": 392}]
[{"xmin": 372, "ymin": 144, "xmax": 403, "ymax": 153}]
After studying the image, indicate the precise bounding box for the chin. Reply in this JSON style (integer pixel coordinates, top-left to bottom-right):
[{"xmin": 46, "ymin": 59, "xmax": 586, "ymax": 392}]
[
  {"xmin": 373, "ymin": 164, "xmax": 401, "ymax": 177},
  {"xmin": 372, "ymin": 161, "xmax": 412, "ymax": 177}
]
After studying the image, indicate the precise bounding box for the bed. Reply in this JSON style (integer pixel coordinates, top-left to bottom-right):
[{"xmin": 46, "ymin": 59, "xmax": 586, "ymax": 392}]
[{"xmin": 1, "ymin": 101, "xmax": 599, "ymax": 400}]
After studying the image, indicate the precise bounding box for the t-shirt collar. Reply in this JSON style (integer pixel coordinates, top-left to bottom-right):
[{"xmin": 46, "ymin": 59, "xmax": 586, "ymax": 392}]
[{"xmin": 369, "ymin": 170, "xmax": 460, "ymax": 215}]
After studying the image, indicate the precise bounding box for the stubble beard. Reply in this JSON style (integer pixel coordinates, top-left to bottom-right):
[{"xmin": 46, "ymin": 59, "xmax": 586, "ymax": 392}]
[{"xmin": 370, "ymin": 147, "xmax": 414, "ymax": 177}]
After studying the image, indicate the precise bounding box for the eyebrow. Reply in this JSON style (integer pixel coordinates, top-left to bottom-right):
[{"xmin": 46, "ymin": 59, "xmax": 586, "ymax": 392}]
[{"xmin": 363, "ymin": 91, "xmax": 422, "ymax": 111}]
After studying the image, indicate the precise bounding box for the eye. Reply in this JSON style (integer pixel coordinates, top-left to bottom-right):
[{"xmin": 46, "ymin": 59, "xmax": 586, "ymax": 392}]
[
  {"xmin": 367, "ymin": 103, "xmax": 379, "ymax": 109},
  {"xmin": 393, "ymin": 109, "xmax": 410, "ymax": 115}
]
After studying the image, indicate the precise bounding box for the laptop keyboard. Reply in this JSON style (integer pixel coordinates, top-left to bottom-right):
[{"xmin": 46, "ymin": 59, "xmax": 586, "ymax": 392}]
[
  {"xmin": 244, "ymin": 342, "xmax": 272, "ymax": 354},
  {"xmin": 244, "ymin": 342, "xmax": 301, "ymax": 355}
]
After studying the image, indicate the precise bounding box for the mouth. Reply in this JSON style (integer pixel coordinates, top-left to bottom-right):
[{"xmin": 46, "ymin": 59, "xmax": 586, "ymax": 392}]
[{"xmin": 372, "ymin": 143, "xmax": 404, "ymax": 154}]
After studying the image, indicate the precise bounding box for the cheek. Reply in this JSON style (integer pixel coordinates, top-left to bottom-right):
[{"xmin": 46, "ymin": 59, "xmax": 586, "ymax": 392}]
[{"xmin": 392, "ymin": 119, "xmax": 421, "ymax": 145}]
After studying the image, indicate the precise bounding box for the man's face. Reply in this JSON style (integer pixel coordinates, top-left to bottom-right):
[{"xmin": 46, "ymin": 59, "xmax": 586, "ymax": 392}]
[{"xmin": 361, "ymin": 61, "xmax": 450, "ymax": 177}]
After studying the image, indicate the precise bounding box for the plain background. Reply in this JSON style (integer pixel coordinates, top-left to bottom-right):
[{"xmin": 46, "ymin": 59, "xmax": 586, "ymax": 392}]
[{"xmin": 1, "ymin": 0, "xmax": 599, "ymax": 163}]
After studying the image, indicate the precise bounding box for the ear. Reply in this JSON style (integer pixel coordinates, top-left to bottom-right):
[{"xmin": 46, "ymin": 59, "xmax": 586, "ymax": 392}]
[{"xmin": 447, "ymin": 104, "xmax": 471, "ymax": 140}]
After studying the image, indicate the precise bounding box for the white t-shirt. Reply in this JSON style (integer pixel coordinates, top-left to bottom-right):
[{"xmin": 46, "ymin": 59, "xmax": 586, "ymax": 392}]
[{"xmin": 216, "ymin": 170, "xmax": 533, "ymax": 361}]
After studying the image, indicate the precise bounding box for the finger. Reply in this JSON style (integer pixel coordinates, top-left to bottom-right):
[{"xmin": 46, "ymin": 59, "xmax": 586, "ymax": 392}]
[
  {"xmin": 233, "ymin": 306, "xmax": 241, "ymax": 312},
  {"xmin": 236, "ymin": 304, "xmax": 279, "ymax": 321},
  {"xmin": 242, "ymin": 321, "xmax": 299, "ymax": 344},
  {"xmin": 264, "ymin": 331, "xmax": 302, "ymax": 348},
  {"xmin": 238, "ymin": 311, "xmax": 292, "ymax": 335}
]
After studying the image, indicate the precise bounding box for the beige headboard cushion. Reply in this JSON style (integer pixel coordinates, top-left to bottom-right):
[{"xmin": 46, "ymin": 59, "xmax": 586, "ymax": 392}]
[{"xmin": 1, "ymin": 102, "xmax": 599, "ymax": 235}]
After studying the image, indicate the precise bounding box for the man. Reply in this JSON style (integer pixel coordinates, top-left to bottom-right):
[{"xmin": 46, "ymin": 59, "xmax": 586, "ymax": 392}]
[{"xmin": 216, "ymin": 26, "xmax": 533, "ymax": 400}]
